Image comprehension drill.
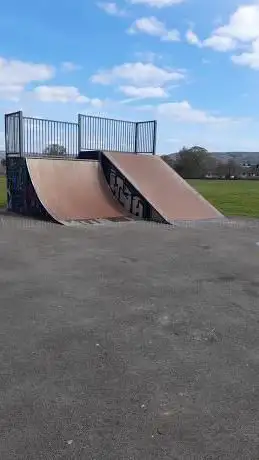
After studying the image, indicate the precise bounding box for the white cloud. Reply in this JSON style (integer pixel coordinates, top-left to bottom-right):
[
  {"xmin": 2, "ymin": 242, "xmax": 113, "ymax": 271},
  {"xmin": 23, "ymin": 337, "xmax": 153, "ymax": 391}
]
[
  {"xmin": 215, "ymin": 5, "xmax": 259, "ymax": 43},
  {"xmin": 119, "ymin": 85, "xmax": 167, "ymax": 98},
  {"xmin": 33, "ymin": 86, "xmax": 103, "ymax": 106},
  {"xmin": 0, "ymin": 56, "xmax": 54, "ymax": 102},
  {"xmin": 130, "ymin": 0, "xmax": 184, "ymax": 8},
  {"xmin": 128, "ymin": 16, "xmax": 180, "ymax": 41},
  {"xmin": 97, "ymin": 2, "xmax": 127, "ymax": 16},
  {"xmin": 186, "ymin": 28, "xmax": 236, "ymax": 52},
  {"xmin": 61, "ymin": 62, "xmax": 81, "ymax": 72},
  {"xmin": 0, "ymin": 57, "xmax": 54, "ymax": 86},
  {"xmin": 203, "ymin": 35, "xmax": 237, "ymax": 52},
  {"xmin": 157, "ymin": 101, "xmax": 232, "ymax": 124},
  {"xmin": 186, "ymin": 30, "xmax": 201, "ymax": 46},
  {"xmin": 0, "ymin": 85, "xmax": 24, "ymax": 101},
  {"xmin": 91, "ymin": 62, "xmax": 185, "ymax": 86},
  {"xmin": 186, "ymin": 4, "xmax": 259, "ymax": 64},
  {"xmin": 232, "ymin": 38, "xmax": 259, "ymax": 69},
  {"xmin": 90, "ymin": 98, "xmax": 105, "ymax": 108},
  {"xmin": 226, "ymin": 4, "xmax": 259, "ymax": 69}
]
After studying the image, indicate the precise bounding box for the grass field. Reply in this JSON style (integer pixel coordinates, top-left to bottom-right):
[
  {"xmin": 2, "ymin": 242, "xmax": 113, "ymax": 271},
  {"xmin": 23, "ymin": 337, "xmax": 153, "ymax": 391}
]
[
  {"xmin": 0, "ymin": 175, "xmax": 259, "ymax": 218},
  {"xmin": 188, "ymin": 179, "xmax": 259, "ymax": 218},
  {"xmin": 0, "ymin": 176, "xmax": 6, "ymax": 208}
]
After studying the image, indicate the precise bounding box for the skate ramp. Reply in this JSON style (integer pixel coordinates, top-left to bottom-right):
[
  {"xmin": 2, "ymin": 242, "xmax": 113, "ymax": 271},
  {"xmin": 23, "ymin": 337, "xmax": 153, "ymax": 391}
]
[
  {"xmin": 26, "ymin": 158, "xmax": 130, "ymax": 223},
  {"xmin": 103, "ymin": 151, "xmax": 223, "ymax": 222}
]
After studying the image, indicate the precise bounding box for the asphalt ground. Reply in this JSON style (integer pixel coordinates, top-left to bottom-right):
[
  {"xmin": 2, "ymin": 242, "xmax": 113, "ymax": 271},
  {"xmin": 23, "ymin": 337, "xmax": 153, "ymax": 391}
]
[{"xmin": 0, "ymin": 214, "xmax": 259, "ymax": 459}]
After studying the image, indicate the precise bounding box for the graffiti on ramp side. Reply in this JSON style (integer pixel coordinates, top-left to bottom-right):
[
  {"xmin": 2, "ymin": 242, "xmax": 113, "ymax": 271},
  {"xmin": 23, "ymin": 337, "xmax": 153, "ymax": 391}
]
[{"xmin": 109, "ymin": 167, "xmax": 144, "ymax": 217}]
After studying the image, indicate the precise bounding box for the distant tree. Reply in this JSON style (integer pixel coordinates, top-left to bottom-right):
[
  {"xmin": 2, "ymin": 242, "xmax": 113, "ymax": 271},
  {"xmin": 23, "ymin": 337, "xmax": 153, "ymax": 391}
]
[
  {"xmin": 206, "ymin": 156, "xmax": 218, "ymax": 176},
  {"xmin": 1, "ymin": 158, "xmax": 6, "ymax": 168},
  {"xmin": 44, "ymin": 144, "xmax": 67, "ymax": 156},
  {"xmin": 173, "ymin": 146, "xmax": 213, "ymax": 179},
  {"xmin": 225, "ymin": 158, "xmax": 242, "ymax": 179},
  {"xmin": 215, "ymin": 160, "xmax": 228, "ymax": 178},
  {"xmin": 161, "ymin": 154, "xmax": 175, "ymax": 168}
]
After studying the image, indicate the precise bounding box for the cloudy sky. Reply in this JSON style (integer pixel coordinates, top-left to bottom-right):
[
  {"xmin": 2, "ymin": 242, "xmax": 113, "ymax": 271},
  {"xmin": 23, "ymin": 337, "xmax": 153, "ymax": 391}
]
[{"xmin": 1, "ymin": 0, "xmax": 259, "ymax": 153}]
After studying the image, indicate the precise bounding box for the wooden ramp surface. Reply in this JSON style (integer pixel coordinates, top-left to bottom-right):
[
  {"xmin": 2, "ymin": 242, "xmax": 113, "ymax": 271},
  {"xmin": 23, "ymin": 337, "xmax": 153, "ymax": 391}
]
[
  {"xmin": 26, "ymin": 158, "xmax": 129, "ymax": 223},
  {"xmin": 104, "ymin": 152, "xmax": 223, "ymax": 222}
]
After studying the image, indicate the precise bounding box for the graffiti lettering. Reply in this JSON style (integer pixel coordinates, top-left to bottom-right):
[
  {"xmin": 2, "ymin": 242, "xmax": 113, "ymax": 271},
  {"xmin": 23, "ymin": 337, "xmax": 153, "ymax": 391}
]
[
  {"xmin": 109, "ymin": 168, "xmax": 144, "ymax": 218},
  {"xmin": 122, "ymin": 185, "xmax": 133, "ymax": 212},
  {"xmin": 132, "ymin": 196, "xmax": 144, "ymax": 217},
  {"xmin": 110, "ymin": 170, "xmax": 124, "ymax": 202},
  {"xmin": 109, "ymin": 169, "xmax": 116, "ymax": 194},
  {"xmin": 6, "ymin": 157, "xmax": 27, "ymax": 213}
]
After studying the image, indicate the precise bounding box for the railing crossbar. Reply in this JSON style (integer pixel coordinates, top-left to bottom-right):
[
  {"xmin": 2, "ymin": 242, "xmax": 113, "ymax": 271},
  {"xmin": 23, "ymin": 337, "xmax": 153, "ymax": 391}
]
[{"xmin": 5, "ymin": 111, "xmax": 157, "ymax": 157}]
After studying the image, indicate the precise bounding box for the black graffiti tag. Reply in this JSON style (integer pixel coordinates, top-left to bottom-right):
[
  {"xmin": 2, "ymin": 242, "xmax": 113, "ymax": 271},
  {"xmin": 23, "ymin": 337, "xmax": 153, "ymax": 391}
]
[{"xmin": 109, "ymin": 169, "xmax": 144, "ymax": 217}]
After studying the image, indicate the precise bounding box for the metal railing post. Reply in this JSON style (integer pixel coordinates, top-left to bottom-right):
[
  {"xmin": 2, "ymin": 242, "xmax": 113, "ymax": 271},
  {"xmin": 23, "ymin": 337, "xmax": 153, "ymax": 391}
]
[
  {"xmin": 4, "ymin": 114, "xmax": 9, "ymax": 157},
  {"xmin": 78, "ymin": 113, "xmax": 81, "ymax": 154},
  {"xmin": 152, "ymin": 120, "xmax": 157, "ymax": 155},
  {"xmin": 18, "ymin": 111, "xmax": 23, "ymax": 156},
  {"xmin": 134, "ymin": 122, "xmax": 139, "ymax": 154}
]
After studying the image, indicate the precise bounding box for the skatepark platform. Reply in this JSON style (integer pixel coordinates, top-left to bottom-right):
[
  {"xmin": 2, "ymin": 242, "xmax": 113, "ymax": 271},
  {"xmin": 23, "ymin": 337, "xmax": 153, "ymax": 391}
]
[{"xmin": 6, "ymin": 151, "xmax": 223, "ymax": 225}]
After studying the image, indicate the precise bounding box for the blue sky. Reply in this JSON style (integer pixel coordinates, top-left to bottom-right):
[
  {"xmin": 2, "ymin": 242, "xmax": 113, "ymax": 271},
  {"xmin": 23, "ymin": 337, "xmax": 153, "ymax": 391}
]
[{"xmin": 1, "ymin": 0, "xmax": 259, "ymax": 152}]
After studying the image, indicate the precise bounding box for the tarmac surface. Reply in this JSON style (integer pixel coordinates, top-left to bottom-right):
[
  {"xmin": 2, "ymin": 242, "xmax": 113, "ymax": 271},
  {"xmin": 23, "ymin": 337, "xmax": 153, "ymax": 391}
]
[{"xmin": 0, "ymin": 214, "xmax": 259, "ymax": 459}]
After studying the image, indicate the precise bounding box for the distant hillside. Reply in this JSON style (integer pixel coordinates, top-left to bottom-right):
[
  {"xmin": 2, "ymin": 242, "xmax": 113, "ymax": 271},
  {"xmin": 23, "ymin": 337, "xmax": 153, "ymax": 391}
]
[
  {"xmin": 166, "ymin": 151, "xmax": 259, "ymax": 164},
  {"xmin": 212, "ymin": 152, "xmax": 259, "ymax": 163}
]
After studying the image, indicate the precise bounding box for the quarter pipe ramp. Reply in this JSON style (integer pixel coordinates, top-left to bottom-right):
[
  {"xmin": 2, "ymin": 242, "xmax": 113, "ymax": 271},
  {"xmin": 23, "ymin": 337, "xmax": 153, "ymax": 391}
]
[
  {"xmin": 7, "ymin": 153, "xmax": 223, "ymax": 225},
  {"xmin": 102, "ymin": 151, "xmax": 223, "ymax": 222},
  {"xmin": 26, "ymin": 158, "xmax": 130, "ymax": 223}
]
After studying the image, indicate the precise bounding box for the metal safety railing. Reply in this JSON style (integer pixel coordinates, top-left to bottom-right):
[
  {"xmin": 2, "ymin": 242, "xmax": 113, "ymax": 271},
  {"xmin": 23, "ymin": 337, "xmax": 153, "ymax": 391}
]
[
  {"xmin": 135, "ymin": 121, "xmax": 157, "ymax": 156},
  {"xmin": 5, "ymin": 112, "xmax": 23, "ymax": 155},
  {"xmin": 23, "ymin": 116, "xmax": 78, "ymax": 157},
  {"xmin": 79, "ymin": 114, "xmax": 136, "ymax": 153},
  {"xmin": 5, "ymin": 111, "xmax": 157, "ymax": 157}
]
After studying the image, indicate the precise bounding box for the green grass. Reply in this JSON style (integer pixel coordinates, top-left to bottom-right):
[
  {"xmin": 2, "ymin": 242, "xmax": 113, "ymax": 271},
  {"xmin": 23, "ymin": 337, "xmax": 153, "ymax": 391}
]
[
  {"xmin": 189, "ymin": 179, "xmax": 259, "ymax": 218},
  {"xmin": 0, "ymin": 176, "xmax": 6, "ymax": 208},
  {"xmin": 0, "ymin": 175, "xmax": 259, "ymax": 218}
]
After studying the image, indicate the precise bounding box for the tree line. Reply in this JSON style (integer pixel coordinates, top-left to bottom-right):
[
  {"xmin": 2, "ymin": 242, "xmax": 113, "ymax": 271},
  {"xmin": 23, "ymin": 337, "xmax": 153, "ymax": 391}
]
[
  {"xmin": 1, "ymin": 143, "xmax": 67, "ymax": 168},
  {"xmin": 1, "ymin": 144, "xmax": 259, "ymax": 180},
  {"xmin": 162, "ymin": 146, "xmax": 259, "ymax": 180}
]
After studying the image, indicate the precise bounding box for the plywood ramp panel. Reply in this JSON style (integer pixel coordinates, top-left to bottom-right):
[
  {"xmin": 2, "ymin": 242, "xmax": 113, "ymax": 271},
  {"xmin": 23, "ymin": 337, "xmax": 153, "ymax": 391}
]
[
  {"xmin": 26, "ymin": 158, "xmax": 129, "ymax": 222},
  {"xmin": 104, "ymin": 152, "xmax": 223, "ymax": 222}
]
